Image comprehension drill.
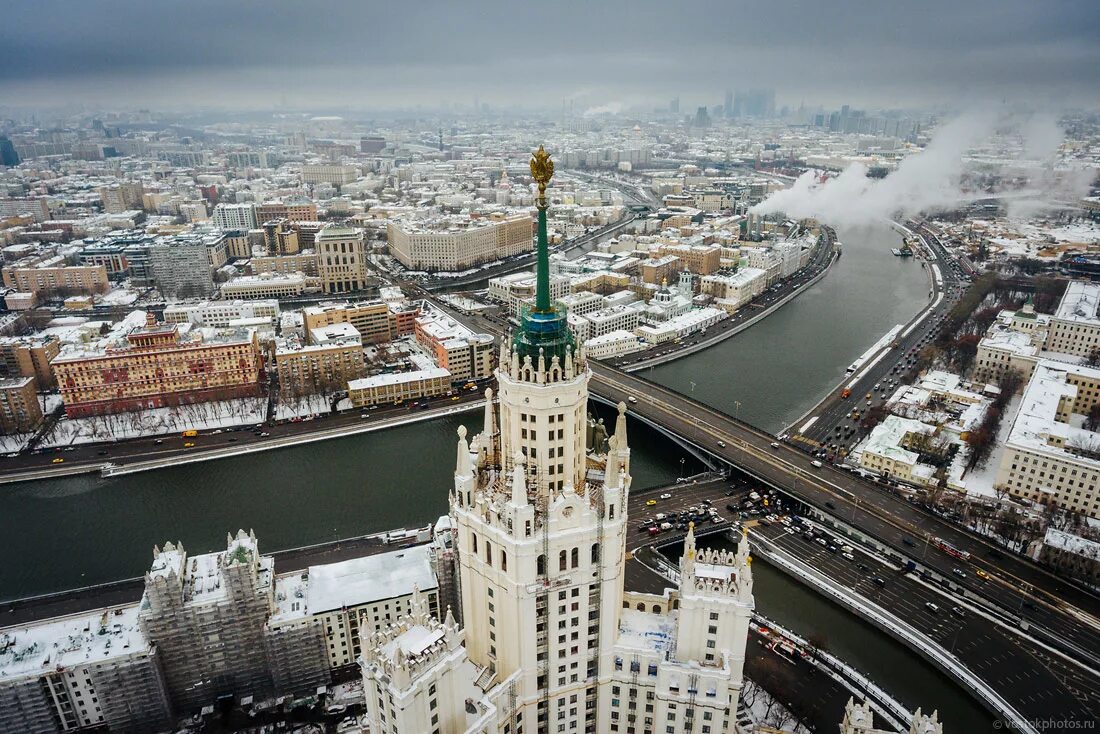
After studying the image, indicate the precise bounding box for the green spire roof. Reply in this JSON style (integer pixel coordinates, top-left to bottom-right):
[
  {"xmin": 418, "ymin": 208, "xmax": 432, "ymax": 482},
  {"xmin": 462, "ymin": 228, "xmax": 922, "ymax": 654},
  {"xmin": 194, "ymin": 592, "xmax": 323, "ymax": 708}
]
[{"xmin": 512, "ymin": 146, "xmax": 575, "ymax": 365}]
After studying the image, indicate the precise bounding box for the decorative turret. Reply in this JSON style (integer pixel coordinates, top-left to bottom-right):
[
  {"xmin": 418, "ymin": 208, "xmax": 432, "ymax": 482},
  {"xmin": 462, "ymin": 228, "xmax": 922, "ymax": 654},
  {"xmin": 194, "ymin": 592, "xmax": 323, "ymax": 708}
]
[
  {"xmin": 482, "ymin": 388, "xmax": 497, "ymax": 466},
  {"xmin": 455, "ymin": 425, "xmax": 472, "ymax": 478}
]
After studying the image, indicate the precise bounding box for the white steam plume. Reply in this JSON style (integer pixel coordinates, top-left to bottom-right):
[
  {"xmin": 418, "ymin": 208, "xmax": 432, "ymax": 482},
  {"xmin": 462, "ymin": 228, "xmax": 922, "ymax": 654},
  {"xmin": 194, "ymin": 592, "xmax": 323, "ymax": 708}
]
[{"xmin": 751, "ymin": 111, "xmax": 1094, "ymax": 225}]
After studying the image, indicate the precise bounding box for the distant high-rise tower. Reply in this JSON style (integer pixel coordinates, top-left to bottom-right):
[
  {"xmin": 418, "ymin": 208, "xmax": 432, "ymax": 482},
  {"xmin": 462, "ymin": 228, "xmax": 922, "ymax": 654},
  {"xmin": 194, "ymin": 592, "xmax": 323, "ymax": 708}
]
[
  {"xmin": 670, "ymin": 97, "xmax": 680, "ymax": 114},
  {"xmin": 0, "ymin": 137, "xmax": 19, "ymax": 167},
  {"xmin": 725, "ymin": 90, "xmax": 734, "ymax": 118}
]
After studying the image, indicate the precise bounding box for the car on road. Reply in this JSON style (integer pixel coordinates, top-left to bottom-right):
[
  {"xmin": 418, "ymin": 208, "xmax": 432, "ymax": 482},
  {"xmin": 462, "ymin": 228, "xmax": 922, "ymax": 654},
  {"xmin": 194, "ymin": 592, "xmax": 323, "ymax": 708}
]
[
  {"xmin": 645, "ymin": 499, "xmax": 657, "ymax": 506},
  {"xmin": 857, "ymin": 563, "xmax": 870, "ymax": 572},
  {"xmin": 925, "ymin": 602, "xmax": 940, "ymax": 614},
  {"xmin": 902, "ymin": 537, "xmax": 916, "ymax": 547},
  {"xmin": 872, "ymin": 577, "xmax": 886, "ymax": 587},
  {"xmin": 842, "ymin": 552, "xmax": 855, "ymax": 561},
  {"xmin": 824, "ymin": 500, "xmax": 836, "ymax": 509},
  {"xmin": 183, "ymin": 442, "xmax": 195, "ymax": 448},
  {"xmin": 812, "ymin": 460, "xmax": 823, "ymax": 468},
  {"xmin": 952, "ymin": 606, "xmax": 966, "ymax": 617},
  {"xmin": 51, "ymin": 457, "xmax": 64, "ymax": 464},
  {"xmin": 952, "ymin": 568, "xmax": 966, "ymax": 579},
  {"xmin": 770, "ymin": 442, "xmax": 780, "ymax": 448},
  {"xmin": 154, "ymin": 439, "xmax": 164, "ymax": 445},
  {"xmin": 975, "ymin": 569, "xmax": 989, "ymax": 579},
  {"xmin": 627, "ymin": 396, "xmax": 638, "ymax": 404},
  {"xmin": 717, "ymin": 440, "xmax": 727, "ymax": 448},
  {"xmin": 659, "ymin": 493, "xmax": 672, "ymax": 500}
]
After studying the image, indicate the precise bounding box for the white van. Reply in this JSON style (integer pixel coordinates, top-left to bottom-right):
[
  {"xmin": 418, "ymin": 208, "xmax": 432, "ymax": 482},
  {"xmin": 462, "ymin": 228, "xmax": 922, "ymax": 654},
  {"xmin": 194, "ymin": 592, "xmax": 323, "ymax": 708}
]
[{"xmin": 811, "ymin": 460, "xmax": 823, "ymax": 468}]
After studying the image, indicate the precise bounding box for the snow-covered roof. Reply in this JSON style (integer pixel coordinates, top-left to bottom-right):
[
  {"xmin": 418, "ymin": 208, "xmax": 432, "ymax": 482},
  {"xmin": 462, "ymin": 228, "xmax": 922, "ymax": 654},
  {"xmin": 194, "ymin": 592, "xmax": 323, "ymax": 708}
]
[
  {"xmin": 1005, "ymin": 360, "xmax": 1100, "ymax": 465},
  {"xmin": 863, "ymin": 415, "xmax": 934, "ymax": 466},
  {"xmin": 1054, "ymin": 281, "xmax": 1100, "ymax": 326},
  {"xmin": 0, "ymin": 605, "xmax": 148, "ymax": 682},
  {"xmin": 306, "ymin": 544, "xmax": 437, "ymax": 614},
  {"xmin": 1043, "ymin": 528, "xmax": 1100, "ymax": 561},
  {"xmin": 616, "ymin": 608, "xmax": 676, "ymax": 655}
]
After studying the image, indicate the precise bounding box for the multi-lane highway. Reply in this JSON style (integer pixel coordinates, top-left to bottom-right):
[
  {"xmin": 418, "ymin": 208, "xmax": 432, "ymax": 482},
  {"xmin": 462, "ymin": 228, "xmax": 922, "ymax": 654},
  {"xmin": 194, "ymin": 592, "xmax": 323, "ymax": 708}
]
[
  {"xmin": 751, "ymin": 519, "xmax": 1100, "ymax": 723},
  {"xmin": 588, "ymin": 363, "xmax": 1100, "ymax": 656},
  {"xmin": 792, "ymin": 221, "xmax": 969, "ymax": 454},
  {"xmin": 0, "ymin": 387, "xmax": 487, "ymax": 484}
]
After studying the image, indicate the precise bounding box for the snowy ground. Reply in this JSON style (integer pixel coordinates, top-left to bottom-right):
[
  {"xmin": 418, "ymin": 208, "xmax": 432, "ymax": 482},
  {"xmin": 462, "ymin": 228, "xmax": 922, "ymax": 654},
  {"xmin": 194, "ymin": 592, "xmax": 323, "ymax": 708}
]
[
  {"xmin": 33, "ymin": 393, "xmax": 363, "ymax": 448},
  {"xmin": 959, "ymin": 394, "xmax": 1022, "ymax": 500},
  {"xmin": 273, "ymin": 394, "xmax": 352, "ymax": 420},
  {"xmin": 40, "ymin": 398, "xmax": 270, "ymax": 447},
  {"xmin": 0, "ymin": 433, "xmax": 32, "ymax": 454},
  {"xmin": 739, "ymin": 679, "xmax": 812, "ymax": 733},
  {"xmin": 439, "ymin": 294, "xmax": 491, "ymax": 313},
  {"xmin": 935, "ymin": 216, "xmax": 1100, "ymax": 260}
]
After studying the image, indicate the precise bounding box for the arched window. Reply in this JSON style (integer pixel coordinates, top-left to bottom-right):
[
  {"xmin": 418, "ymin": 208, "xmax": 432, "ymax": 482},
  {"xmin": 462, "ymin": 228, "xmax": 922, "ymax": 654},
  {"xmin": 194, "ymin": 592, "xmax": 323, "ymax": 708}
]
[
  {"xmin": 501, "ymin": 550, "xmax": 508, "ymax": 572},
  {"xmin": 485, "ymin": 540, "xmax": 493, "ymax": 566},
  {"xmin": 591, "ymin": 543, "xmax": 600, "ymax": 564},
  {"xmin": 653, "ymin": 605, "xmax": 662, "ymax": 614},
  {"xmin": 672, "ymin": 599, "xmax": 680, "ymax": 610},
  {"xmin": 537, "ymin": 554, "xmax": 546, "ymax": 576},
  {"xmin": 559, "ymin": 550, "xmax": 567, "ymax": 572},
  {"xmin": 571, "ymin": 547, "xmax": 579, "ymax": 569},
  {"xmin": 636, "ymin": 602, "xmax": 646, "ymax": 611},
  {"xmin": 471, "ymin": 533, "xmax": 478, "ymax": 554}
]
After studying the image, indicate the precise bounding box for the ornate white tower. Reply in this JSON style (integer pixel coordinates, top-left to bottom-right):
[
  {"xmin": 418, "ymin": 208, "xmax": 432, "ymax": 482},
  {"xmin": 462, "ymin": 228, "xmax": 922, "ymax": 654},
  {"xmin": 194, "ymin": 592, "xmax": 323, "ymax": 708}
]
[{"xmin": 450, "ymin": 146, "xmax": 631, "ymax": 734}]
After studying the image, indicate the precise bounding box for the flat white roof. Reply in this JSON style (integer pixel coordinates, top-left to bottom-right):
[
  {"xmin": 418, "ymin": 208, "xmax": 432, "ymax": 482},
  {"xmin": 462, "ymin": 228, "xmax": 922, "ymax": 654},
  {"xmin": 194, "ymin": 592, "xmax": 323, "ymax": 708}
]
[
  {"xmin": 1054, "ymin": 281, "xmax": 1100, "ymax": 326},
  {"xmin": 306, "ymin": 544, "xmax": 438, "ymax": 614},
  {"xmin": 0, "ymin": 605, "xmax": 148, "ymax": 681}
]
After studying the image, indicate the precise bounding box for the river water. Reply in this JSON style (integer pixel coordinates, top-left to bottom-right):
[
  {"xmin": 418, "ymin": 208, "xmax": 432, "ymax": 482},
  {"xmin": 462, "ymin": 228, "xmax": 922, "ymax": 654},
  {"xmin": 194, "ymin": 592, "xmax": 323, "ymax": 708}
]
[{"xmin": 0, "ymin": 222, "xmax": 993, "ymax": 728}]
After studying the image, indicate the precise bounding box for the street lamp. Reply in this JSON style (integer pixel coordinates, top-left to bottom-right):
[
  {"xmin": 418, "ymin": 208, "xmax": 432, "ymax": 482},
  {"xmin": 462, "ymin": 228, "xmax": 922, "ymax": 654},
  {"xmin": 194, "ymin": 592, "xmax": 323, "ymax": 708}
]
[{"xmin": 734, "ymin": 400, "xmax": 742, "ymax": 421}]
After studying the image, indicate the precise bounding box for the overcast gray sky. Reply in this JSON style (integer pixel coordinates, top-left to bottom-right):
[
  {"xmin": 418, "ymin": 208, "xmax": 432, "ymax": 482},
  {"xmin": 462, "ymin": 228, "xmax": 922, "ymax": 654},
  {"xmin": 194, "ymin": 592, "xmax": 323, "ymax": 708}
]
[{"xmin": 2, "ymin": 0, "xmax": 1098, "ymax": 112}]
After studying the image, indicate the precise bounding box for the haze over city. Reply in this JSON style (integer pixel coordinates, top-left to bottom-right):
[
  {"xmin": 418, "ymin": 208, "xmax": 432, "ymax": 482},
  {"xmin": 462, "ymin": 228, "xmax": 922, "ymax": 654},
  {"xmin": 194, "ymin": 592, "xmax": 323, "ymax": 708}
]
[{"xmin": 3, "ymin": 0, "xmax": 1100, "ymax": 111}]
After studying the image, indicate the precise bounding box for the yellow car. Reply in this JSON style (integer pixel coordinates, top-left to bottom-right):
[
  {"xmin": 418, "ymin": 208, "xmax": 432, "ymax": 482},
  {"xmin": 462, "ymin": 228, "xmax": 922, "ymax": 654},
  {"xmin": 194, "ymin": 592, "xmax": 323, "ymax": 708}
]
[
  {"xmin": 183, "ymin": 442, "xmax": 195, "ymax": 448},
  {"xmin": 645, "ymin": 499, "xmax": 657, "ymax": 506},
  {"xmin": 51, "ymin": 457, "xmax": 65, "ymax": 464},
  {"xmin": 976, "ymin": 569, "xmax": 989, "ymax": 579},
  {"xmin": 451, "ymin": 396, "xmax": 460, "ymax": 401}
]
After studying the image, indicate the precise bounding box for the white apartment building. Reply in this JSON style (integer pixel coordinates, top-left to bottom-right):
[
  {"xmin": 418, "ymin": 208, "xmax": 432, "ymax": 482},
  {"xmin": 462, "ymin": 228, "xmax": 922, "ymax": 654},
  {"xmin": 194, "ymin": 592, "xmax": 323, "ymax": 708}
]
[
  {"xmin": 1047, "ymin": 281, "xmax": 1100, "ymax": 358},
  {"xmin": 487, "ymin": 271, "xmax": 571, "ymax": 316},
  {"xmin": 584, "ymin": 305, "xmax": 642, "ymax": 339},
  {"xmin": 701, "ymin": 268, "xmax": 767, "ymax": 312},
  {"xmin": 302, "ymin": 164, "xmax": 359, "ymax": 185},
  {"xmin": 857, "ymin": 416, "xmax": 938, "ymax": 488},
  {"xmin": 163, "ymin": 299, "xmax": 280, "ymax": 328},
  {"xmin": 221, "ymin": 272, "xmax": 311, "ymax": 299},
  {"xmin": 388, "ymin": 214, "xmax": 534, "ymax": 272},
  {"xmin": 972, "ymin": 302, "xmax": 1049, "ymax": 383},
  {"xmin": 271, "ymin": 544, "xmax": 440, "ymax": 670},
  {"xmin": 995, "ymin": 360, "xmax": 1100, "ymax": 518},
  {"xmin": 583, "ymin": 330, "xmax": 643, "ymax": 359},
  {"xmin": 212, "ymin": 202, "xmax": 259, "ymax": 231}
]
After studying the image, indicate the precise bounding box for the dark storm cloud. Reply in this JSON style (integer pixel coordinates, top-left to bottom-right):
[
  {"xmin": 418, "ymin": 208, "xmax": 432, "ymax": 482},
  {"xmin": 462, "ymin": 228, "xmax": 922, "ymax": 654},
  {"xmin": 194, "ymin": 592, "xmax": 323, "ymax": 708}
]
[{"xmin": 1, "ymin": 0, "xmax": 1098, "ymax": 109}]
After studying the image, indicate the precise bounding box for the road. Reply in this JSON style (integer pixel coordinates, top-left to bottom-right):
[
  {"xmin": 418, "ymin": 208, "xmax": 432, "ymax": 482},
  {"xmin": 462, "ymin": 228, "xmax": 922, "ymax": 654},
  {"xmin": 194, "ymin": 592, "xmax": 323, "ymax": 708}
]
[
  {"xmin": 0, "ymin": 388, "xmax": 487, "ymax": 484},
  {"xmin": 590, "ymin": 362, "xmax": 1100, "ymax": 659},
  {"xmin": 792, "ymin": 220, "xmax": 969, "ymax": 454},
  {"xmin": 751, "ymin": 519, "xmax": 1100, "ymax": 723}
]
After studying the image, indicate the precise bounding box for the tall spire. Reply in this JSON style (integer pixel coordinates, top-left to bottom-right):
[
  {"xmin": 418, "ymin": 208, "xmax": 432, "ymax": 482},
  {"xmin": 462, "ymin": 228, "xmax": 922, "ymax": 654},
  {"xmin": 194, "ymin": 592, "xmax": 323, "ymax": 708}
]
[
  {"xmin": 512, "ymin": 145, "xmax": 575, "ymax": 367},
  {"xmin": 531, "ymin": 144, "xmax": 554, "ymax": 312}
]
